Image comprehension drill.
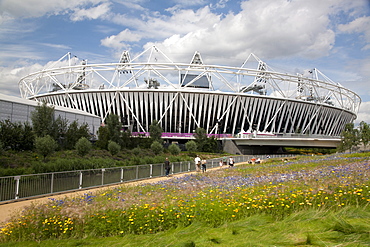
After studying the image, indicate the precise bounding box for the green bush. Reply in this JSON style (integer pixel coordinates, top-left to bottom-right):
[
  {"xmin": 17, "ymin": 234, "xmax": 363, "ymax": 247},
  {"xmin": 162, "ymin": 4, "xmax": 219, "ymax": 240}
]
[
  {"xmin": 185, "ymin": 140, "xmax": 197, "ymax": 154},
  {"xmin": 35, "ymin": 135, "xmax": 58, "ymax": 160},
  {"xmin": 75, "ymin": 137, "xmax": 92, "ymax": 156},
  {"xmin": 108, "ymin": 141, "xmax": 121, "ymax": 155},
  {"xmin": 132, "ymin": 147, "xmax": 142, "ymax": 156},
  {"xmin": 151, "ymin": 141, "xmax": 163, "ymax": 155},
  {"xmin": 29, "ymin": 157, "xmax": 122, "ymax": 173},
  {"xmin": 168, "ymin": 143, "xmax": 181, "ymax": 155}
]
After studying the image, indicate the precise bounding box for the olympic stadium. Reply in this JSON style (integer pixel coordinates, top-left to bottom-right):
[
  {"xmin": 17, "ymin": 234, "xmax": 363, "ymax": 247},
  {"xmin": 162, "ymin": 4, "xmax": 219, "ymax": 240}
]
[{"xmin": 18, "ymin": 46, "xmax": 361, "ymax": 154}]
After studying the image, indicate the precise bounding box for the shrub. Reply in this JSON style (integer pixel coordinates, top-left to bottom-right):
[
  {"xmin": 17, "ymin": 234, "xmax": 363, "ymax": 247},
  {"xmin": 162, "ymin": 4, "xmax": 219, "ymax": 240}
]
[
  {"xmin": 185, "ymin": 140, "xmax": 197, "ymax": 154},
  {"xmin": 35, "ymin": 135, "xmax": 58, "ymax": 161},
  {"xmin": 75, "ymin": 137, "xmax": 92, "ymax": 156},
  {"xmin": 151, "ymin": 141, "xmax": 163, "ymax": 155},
  {"xmin": 132, "ymin": 147, "xmax": 142, "ymax": 156},
  {"xmin": 168, "ymin": 143, "xmax": 181, "ymax": 155},
  {"xmin": 108, "ymin": 141, "xmax": 121, "ymax": 155}
]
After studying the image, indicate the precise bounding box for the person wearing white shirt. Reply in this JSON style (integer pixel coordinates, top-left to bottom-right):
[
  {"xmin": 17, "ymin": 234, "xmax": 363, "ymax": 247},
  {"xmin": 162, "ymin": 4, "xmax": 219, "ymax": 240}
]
[{"xmin": 194, "ymin": 155, "xmax": 201, "ymax": 171}]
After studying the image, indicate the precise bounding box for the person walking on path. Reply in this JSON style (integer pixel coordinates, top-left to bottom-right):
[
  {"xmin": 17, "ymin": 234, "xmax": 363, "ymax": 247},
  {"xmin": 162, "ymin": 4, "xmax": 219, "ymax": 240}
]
[
  {"xmin": 222, "ymin": 156, "xmax": 228, "ymax": 166},
  {"xmin": 164, "ymin": 157, "xmax": 171, "ymax": 176},
  {"xmin": 228, "ymin": 156, "xmax": 234, "ymax": 167},
  {"xmin": 201, "ymin": 159, "xmax": 207, "ymax": 173},
  {"xmin": 194, "ymin": 155, "xmax": 201, "ymax": 172}
]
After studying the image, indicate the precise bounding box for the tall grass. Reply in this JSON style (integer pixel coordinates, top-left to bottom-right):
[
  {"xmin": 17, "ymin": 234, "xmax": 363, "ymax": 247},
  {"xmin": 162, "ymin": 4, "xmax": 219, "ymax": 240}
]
[{"xmin": 1, "ymin": 153, "xmax": 369, "ymax": 245}]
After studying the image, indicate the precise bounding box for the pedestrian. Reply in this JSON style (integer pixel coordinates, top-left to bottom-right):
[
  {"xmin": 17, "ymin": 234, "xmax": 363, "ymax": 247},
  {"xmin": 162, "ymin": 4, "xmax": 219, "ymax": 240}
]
[
  {"xmin": 194, "ymin": 155, "xmax": 201, "ymax": 172},
  {"xmin": 250, "ymin": 157, "xmax": 256, "ymax": 164},
  {"xmin": 222, "ymin": 156, "xmax": 227, "ymax": 166},
  {"xmin": 164, "ymin": 157, "xmax": 171, "ymax": 176},
  {"xmin": 201, "ymin": 159, "xmax": 207, "ymax": 172},
  {"xmin": 219, "ymin": 160, "xmax": 223, "ymax": 167},
  {"xmin": 228, "ymin": 156, "xmax": 234, "ymax": 167}
]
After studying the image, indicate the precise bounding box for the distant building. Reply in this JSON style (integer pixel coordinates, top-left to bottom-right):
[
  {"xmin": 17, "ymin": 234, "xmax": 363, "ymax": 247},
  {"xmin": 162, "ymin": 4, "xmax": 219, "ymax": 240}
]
[
  {"xmin": 16, "ymin": 46, "xmax": 361, "ymax": 153},
  {"xmin": 0, "ymin": 93, "xmax": 101, "ymax": 136}
]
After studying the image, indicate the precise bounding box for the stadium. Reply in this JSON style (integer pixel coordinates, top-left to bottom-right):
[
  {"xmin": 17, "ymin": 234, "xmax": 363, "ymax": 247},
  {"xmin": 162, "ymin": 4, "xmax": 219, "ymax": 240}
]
[{"xmin": 18, "ymin": 46, "xmax": 361, "ymax": 154}]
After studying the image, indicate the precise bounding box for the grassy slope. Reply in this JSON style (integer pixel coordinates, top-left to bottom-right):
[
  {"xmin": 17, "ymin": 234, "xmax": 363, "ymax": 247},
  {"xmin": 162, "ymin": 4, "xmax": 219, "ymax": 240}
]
[
  {"xmin": 1, "ymin": 207, "xmax": 369, "ymax": 246},
  {"xmin": 1, "ymin": 153, "xmax": 370, "ymax": 246}
]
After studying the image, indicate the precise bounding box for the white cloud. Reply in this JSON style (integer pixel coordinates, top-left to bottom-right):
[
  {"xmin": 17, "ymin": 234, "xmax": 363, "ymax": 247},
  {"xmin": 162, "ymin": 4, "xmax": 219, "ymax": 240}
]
[
  {"xmin": 70, "ymin": 2, "xmax": 111, "ymax": 21},
  {"xmin": 0, "ymin": 62, "xmax": 44, "ymax": 97},
  {"xmin": 210, "ymin": 0, "xmax": 230, "ymax": 9},
  {"xmin": 114, "ymin": 0, "xmax": 146, "ymax": 12},
  {"xmin": 338, "ymin": 16, "xmax": 370, "ymax": 50},
  {"xmin": 0, "ymin": 0, "xmax": 107, "ymax": 19},
  {"xmin": 100, "ymin": 29, "xmax": 142, "ymax": 49},
  {"xmin": 103, "ymin": 6, "xmax": 221, "ymax": 52},
  {"xmin": 138, "ymin": 0, "xmax": 340, "ymax": 64},
  {"xmin": 356, "ymin": 101, "xmax": 370, "ymax": 124},
  {"xmin": 39, "ymin": 43, "xmax": 71, "ymax": 50},
  {"xmin": 0, "ymin": 44, "xmax": 44, "ymax": 65}
]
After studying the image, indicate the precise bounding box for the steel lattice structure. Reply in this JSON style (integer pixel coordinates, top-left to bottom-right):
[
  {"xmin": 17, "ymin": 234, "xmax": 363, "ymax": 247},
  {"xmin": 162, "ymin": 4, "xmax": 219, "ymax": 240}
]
[{"xmin": 19, "ymin": 46, "xmax": 361, "ymax": 138}]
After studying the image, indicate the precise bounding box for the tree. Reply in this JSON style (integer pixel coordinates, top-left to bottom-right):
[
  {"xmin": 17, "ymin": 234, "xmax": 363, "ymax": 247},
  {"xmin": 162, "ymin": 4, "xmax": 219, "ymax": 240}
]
[
  {"xmin": 202, "ymin": 136, "xmax": 218, "ymax": 153},
  {"xmin": 168, "ymin": 143, "xmax": 181, "ymax": 155},
  {"xmin": 75, "ymin": 137, "xmax": 92, "ymax": 156},
  {"xmin": 337, "ymin": 123, "xmax": 359, "ymax": 153},
  {"xmin": 51, "ymin": 116, "xmax": 69, "ymax": 149},
  {"xmin": 106, "ymin": 114, "xmax": 122, "ymax": 145},
  {"xmin": 149, "ymin": 120, "xmax": 163, "ymax": 143},
  {"xmin": 65, "ymin": 120, "xmax": 90, "ymax": 150},
  {"xmin": 151, "ymin": 141, "xmax": 163, "ymax": 155},
  {"xmin": 108, "ymin": 141, "xmax": 121, "ymax": 155},
  {"xmin": 194, "ymin": 127, "xmax": 218, "ymax": 152},
  {"xmin": 31, "ymin": 102, "xmax": 55, "ymax": 137},
  {"xmin": 35, "ymin": 135, "xmax": 58, "ymax": 161},
  {"xmin": 359, "ymin": 121, "xmax": 370, "ymax": 150},
  {"xmin": 96, "ymin": 125, "xmax": 109, "ymax": 149},
  {"xmin": 194, "ymin": 127, "xmax": 208, "ymax": 151},
  {"xmin": 21, "ymin": 122, "xmax": 35, "ymax": 151},
  {"xmin": 185, "ymin": 140, "xmax": 198, "ymax": 154},
  {"xmin": 121, "ymin": 129, "xmax": 132, "ymax": 149},
  {"xmin": 0, "ymin": 120, "xmax": 35, "ymax": 151}
]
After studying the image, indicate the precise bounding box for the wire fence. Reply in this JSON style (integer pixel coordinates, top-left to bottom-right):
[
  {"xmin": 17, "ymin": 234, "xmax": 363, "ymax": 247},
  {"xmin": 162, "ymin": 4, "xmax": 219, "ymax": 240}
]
[{"xmin": 0, "ymin": 154, "xmax": 293, "ymax": 203}]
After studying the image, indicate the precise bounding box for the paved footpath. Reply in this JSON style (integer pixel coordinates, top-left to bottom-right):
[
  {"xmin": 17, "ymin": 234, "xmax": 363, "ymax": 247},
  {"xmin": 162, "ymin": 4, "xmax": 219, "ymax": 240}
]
[{"xmin": 0, "ymin": 163, "xmax": 243, "ymax": 226}]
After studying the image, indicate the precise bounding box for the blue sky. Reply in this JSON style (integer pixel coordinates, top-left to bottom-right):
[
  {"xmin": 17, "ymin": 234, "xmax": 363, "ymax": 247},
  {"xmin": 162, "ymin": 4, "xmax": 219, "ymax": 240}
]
[{"xmin": 0, "ymin": 0, "xmax": 370, "ymax": 124}]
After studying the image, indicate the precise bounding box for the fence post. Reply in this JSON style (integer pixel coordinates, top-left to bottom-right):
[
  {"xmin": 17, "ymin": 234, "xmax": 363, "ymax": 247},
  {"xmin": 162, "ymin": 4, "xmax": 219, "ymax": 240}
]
[
  {"xmin": 14, "ymin": 176, "xmax": 20, "ymax": 200},
  {"xmin": 121, "ymin": 168, "xmax": 124, "ymax": 183},
  {"xmin": 136, "ymin": 166, "xmax": 139, "ymax": 180},
  {"xmin": 50, "ymin": 173, "xmax": 54, "ymax": 194},
  {"xmin": 79, "ymin": 171, "xmax": 83, "ymax": 189},
  {"xmin": 150, "ymin": 164, "xmax": 153, "ymax": 178},
  {"xmin": 188, "ymin": 162, "xmax": 190, "ymax": 171},
  {"xmin": 102, "ymin": 169, "xmax": 105, "ymax": 185}
]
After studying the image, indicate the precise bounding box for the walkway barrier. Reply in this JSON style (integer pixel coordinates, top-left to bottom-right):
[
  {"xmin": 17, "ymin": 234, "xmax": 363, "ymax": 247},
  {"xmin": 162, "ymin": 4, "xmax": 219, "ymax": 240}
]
[{"xmin": 0, "ymin": 154, "xmax": 293, "ymax": 203}]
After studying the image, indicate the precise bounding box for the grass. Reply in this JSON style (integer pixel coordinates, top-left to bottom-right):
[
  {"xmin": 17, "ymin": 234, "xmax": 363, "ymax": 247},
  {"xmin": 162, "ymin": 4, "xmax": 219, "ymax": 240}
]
[
  {"xmin": 1, "ymin": 152, "xmax": 370, "ymax": 246},
  {"xmin": 1, "ymin": 207, "xmax": 369, "ymax": 246}
]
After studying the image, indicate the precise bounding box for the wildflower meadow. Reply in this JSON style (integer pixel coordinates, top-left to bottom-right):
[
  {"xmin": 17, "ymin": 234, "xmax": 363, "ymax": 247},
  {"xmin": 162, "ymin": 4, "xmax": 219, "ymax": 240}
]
[{"xmin": 0, "ymin": 152, "xmax": 369, "ymax": 246}]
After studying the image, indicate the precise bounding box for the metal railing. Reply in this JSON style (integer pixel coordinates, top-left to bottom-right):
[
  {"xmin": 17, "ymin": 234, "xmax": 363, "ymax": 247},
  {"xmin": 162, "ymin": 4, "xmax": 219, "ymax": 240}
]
[{"xmin": 0, "ymin": 154, "xmax": 292, "ymax": 203}]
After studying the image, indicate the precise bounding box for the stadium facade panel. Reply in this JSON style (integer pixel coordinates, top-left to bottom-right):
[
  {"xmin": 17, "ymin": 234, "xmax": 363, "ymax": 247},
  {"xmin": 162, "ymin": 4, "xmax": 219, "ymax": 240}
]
[
  {"xmin": 35, "ymin": 89, "xmax": 354, "ymax": 137},
  {"xmin": 19, "ymin": 46, "xmax": 360, "ymax": 139}
]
